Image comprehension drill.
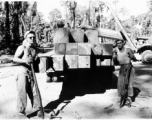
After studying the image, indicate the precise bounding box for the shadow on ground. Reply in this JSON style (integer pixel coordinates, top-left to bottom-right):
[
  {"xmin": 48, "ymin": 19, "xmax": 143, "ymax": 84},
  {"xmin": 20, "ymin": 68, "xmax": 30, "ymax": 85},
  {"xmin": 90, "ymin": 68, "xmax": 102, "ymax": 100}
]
[{"xmin": 27, "ymin": 66, "xmax": 119, "ymax": 118}]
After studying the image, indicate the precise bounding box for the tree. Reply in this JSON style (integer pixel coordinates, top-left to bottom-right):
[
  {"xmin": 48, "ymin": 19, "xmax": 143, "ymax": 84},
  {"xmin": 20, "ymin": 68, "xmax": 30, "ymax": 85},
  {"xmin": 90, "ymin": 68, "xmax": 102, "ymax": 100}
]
[
  {"xmin": 48, "ymin": 8, "xmax": 62, "ymax": 23},
  {"xmin": 30, "ymin": 1, "xmax": 37, "ymax": 30},
  {"xmin": 67, "ymin": 1, "xmax": 77, "ymax": 28},
  {"xmin": 60, "ymin": 1, "xmax": 77, "ymax": 28},
  {"xmin": 20, "ymin": 2, "xmax": 29, "ymax": 33},
  {"xmin": 4, "ymin": 2, "xmax": 11, "ymax": 45}
]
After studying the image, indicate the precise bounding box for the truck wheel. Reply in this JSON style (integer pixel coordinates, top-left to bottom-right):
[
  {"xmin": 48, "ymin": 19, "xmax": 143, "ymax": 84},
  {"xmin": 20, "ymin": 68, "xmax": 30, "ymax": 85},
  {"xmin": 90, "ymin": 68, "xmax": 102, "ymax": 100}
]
[{"xmin": 141, "ymin": 50, "xmax": 152, "ymax": 63}]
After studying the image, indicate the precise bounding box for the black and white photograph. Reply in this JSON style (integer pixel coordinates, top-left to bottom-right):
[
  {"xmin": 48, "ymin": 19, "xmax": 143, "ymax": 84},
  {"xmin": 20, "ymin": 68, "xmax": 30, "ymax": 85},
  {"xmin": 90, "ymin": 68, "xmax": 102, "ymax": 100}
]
[{"xmin": 0, "ymin": 0, "xmax": 152, "ymax": 119}]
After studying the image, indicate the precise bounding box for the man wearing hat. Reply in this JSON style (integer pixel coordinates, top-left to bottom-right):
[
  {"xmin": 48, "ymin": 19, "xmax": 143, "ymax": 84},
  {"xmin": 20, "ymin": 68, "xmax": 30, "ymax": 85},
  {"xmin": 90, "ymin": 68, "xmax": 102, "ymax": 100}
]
[
  {"xmin": 113, "ymin": 39, "xmax": 138, "ymax": 107},
  {"xmin": 13, "ymin": 31, "xmax": 40, "ymax": 117}
]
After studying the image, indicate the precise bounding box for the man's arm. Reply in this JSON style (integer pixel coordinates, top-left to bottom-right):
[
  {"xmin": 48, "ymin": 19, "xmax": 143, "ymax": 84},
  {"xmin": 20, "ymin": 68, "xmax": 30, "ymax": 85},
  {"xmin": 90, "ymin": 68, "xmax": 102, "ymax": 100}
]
[
  {"xmin": 112, "ymin": 48, "xmax": 119, "ymax": 65},
  {"xmin": 13, "ymin": 45, "xmax": 33, "ymax": 65},
  {"xmin": 127, "ymin": 48, "xmax": 138, "ymax": 61},
  {"xmin": 112, "ymin": 48, "xmax": 117, "ymax": 60},
  {"xmin": 13, "ymin": 45, "xmax": 27, "ymax": 64}
]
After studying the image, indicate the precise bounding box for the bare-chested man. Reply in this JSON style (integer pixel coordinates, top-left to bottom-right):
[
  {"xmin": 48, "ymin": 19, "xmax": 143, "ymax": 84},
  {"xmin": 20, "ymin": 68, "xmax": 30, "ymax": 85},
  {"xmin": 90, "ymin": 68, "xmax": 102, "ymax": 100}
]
[{"xmin": 13, "ymin": 31, "xmax": 41, "ymax": 117}]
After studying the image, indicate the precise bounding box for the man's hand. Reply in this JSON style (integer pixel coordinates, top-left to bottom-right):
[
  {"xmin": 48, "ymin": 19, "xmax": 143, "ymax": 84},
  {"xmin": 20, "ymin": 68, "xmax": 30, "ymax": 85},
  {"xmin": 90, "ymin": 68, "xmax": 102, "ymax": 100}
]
[{"xmin": 26, "ymin": 56, "xmax": 33, "ymax": 65}]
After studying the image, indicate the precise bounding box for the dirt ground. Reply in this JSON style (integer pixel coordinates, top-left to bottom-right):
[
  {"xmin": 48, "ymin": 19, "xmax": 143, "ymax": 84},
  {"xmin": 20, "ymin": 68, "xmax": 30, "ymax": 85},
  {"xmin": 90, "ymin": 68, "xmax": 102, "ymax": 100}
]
[{"xmin": 0, "ymin": 61, "xmax": 152, "ymax": 119}]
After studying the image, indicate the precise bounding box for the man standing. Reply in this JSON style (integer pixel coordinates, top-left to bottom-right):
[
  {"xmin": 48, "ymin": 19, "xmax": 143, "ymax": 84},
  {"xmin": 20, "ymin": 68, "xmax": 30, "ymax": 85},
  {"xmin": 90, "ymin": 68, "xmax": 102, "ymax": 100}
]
[
  {"xmin": 13, "ymin": 31, "xmax": 40, "ymax": 117},
  {"xmin": 113, "ymin": 40, "xmax": 138, "ymax": 107}
]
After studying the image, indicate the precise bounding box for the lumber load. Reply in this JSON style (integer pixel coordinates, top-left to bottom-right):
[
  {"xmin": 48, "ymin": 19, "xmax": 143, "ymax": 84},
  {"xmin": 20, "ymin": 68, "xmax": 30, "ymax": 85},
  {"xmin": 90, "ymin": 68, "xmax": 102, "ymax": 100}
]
[
  {"xmin": 65, "ymin": 55, "xmax": 78, "ymax": 69},
  {"xmin": 78, "ymin": 56, "xmax": 90, "ymax": 68},
  {"xmin": 53, "ymin": 28, "xmax": 70, "ymax": 43},
  {"xmin": 91, "ymin": 43, "xmax": 103, "ymax": 55},
  {"xmin": 78, "ymin": 43, "xmax": 91, "ymax": 55},
  {"xmin": 80, "ymin": 24, "xmax": 123, "ymax": 41},
  {"xmin": 85, "ymin": 29, "xmax": 99, "ymax": 43},
  {"xmin": 54, "ymin": 43, "xmax": 66, "ymax": 55},
  {"xmin": 52, "ymin": 55, "xmax": 64, "ymax": 71},
  {"xmin": 66, "ymin": 43, "xmax": 78, "ymax": 55},
  {"xmin": 97, "ymin": 28, "xmax": 123, "ymax": 40},
  {"xmin": 70, "ymin": 29, "xmax": 84, "ymax": 43}
]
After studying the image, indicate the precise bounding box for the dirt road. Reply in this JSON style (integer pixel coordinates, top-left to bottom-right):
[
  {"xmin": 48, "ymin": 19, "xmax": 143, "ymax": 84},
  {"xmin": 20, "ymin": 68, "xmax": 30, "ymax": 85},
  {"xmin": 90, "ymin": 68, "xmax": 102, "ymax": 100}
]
[{"xmin": 0, "ymin": 62, "xmax": 152, "ymax": 119}]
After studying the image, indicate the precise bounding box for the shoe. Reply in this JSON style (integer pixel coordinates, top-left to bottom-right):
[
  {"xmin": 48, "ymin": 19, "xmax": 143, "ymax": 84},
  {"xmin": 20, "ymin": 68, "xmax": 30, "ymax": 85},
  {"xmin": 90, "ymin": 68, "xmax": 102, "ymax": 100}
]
[
  {"xmin": 126, "ymin": 97, "xmax": 132, "ymax": 107},
  {"xmin": 17, "ymin": 112, "xmax": 28, "ymax": 119}
]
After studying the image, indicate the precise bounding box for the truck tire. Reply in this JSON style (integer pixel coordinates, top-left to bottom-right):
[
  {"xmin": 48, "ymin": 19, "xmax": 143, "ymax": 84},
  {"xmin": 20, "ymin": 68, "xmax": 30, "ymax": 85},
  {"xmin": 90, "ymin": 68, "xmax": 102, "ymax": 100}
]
[{"xmin": 141, "ymin": 50, "xmax": 152, "ymax": 63}]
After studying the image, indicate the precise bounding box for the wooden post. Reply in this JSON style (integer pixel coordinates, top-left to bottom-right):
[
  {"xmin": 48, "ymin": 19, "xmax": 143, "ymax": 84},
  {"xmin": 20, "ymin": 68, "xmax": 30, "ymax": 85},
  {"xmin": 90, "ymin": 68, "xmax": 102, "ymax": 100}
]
[
  {"xmin": 31, "ymin": 64, "xmax": 44, "ymax": 119},
  {"xmin": 106, "ymin": 3, "xmax": 137, "ymax": 51}
]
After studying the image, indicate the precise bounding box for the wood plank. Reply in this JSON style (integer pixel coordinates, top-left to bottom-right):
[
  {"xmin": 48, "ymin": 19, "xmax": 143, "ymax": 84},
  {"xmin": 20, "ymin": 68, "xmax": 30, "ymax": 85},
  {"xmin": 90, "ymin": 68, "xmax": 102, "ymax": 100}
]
[
  {"xmin": 97, "ymin": 28, "xmax": 123, "ymax": 40},
  {"xmin": 78, "ymin": 43, "xmax": 91, "ymax": 55},
  {"xmin": 78, "ymin": 56, "xmax": 90, "ymax": 68},
  {"xmin": 80, "ymin": 24, "xmax": 124, "ymax": 40},
  {"xmin": 91, "ymin": 43, "xmax": 103, "ymax": 55},
  {"xmin": 85, "ymin": 29, "xmax": 99, "ymax": 43},
  {"xmin": 65, "ymin": 55, "xmax": 78, "ymax": 69},
  {"xmin": 53, "ymin": 28, "xmax": 70, "ymax": 43},
  {"xmin": 107, "ymin": 3, "xmax": 137, "ymax": 50},
  {"xmin": 52, "ymin": 55, "xmax": 64, "ymax": 71},
  {"xmin": 70, "ymin": 29, "xmax": 84, "ymax": 43},
  {"xmin": 66, "ymin": 43, "xmax": 78, "ymax": 55},
  {"xmin": 54, "ymin": 43, "xmax": 66, "ymax": 55}
]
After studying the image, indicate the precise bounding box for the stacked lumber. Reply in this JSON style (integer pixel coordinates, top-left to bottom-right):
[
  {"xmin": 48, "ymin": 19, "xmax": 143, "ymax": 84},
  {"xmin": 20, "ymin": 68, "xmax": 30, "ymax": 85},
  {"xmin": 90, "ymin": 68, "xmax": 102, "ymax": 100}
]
[{"xmin": 51, "ymin": 43, "xmax": 113, "ymax": 71}]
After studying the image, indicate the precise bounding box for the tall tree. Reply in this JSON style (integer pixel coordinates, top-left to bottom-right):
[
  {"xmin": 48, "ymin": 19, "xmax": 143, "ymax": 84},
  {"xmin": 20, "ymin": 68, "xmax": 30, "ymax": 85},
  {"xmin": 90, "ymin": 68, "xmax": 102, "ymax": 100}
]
[
  {"xmin": 48, "ymin": 8, "xmax": 62, "ymax": 23},
  {"xmin": 20, "ymin": 2, "xmax": 29, "ymax": 33},
  {"xmin": 11, "ymin": 2, "xmax": 20, "ymax": 43},
  {"xmin": 30, "ymin": 1, "xmax": 37, "ymax": 30},
  {"xmin": 4, "ymin": 2, "xmax": 11, "ymax": 45}
]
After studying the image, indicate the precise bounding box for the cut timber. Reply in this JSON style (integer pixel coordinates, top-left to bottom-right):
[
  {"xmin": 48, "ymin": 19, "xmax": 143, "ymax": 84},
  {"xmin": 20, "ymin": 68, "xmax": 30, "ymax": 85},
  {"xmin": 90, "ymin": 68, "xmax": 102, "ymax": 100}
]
[
  {"xmin": 97, "ymin": 28, "xmax": 123, "ymax": 40},
  {"xmin": 53, "ymin": 28, "xmax": 70, "ymax": 43},
  {"xmin": 54, "ymin": 43, "xmax": 66, "ymax": 55},
  {"xmin": 78, "ymin": 56, "xmax": 90, "ymax": 68},
  {"xmin": 52, "ymin": 55, "xmax": 64, "ymax": 71},
  {"xmin": 70, "ymin": 29, "xmax": 84, "ymax": 43},
  {"xmin": 65, "ymin": 55, "xmax": 78, "ymax": 69},
  {"xmin": 85, "ymin": 29, "xmax": 99, "ymax": 43},
  {"xmin": 91, "ymin": 43, "xmax": 103, "ymax": 55},
  {"xmin": 106, "ymin": 3, "xmax": 137, "ymax": 51},
  {"xmin": 66, "ymin": 43, "xmax": 78, "ymax": 55},
  {"xmin": 102, "ymin": 44, "xmax": 113, "ymax": 56},
  {"xmin": 78, "ymin": 43, "xmax": 91, "ymax": 55}
]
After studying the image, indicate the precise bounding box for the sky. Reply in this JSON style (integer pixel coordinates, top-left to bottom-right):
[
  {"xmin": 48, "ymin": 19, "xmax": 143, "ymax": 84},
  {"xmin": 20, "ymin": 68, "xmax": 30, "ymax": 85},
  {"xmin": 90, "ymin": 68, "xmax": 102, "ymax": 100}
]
[{"xmin": 31, "ymin": 0, "xmax": 149, "ymax": 22}]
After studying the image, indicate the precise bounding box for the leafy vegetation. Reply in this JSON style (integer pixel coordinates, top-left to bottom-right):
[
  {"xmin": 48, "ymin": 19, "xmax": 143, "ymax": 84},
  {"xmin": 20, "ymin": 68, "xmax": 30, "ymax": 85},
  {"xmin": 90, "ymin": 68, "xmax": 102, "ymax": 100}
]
[{"xmin": 0, "ymin": 0, "xmax": 152, "ymax": 57}]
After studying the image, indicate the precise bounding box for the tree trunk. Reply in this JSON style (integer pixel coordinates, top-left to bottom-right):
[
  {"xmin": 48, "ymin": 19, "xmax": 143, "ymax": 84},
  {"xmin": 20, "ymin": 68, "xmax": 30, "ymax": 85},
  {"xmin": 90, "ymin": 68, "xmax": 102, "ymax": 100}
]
[
  {"xmin": 73, "ymin": 10, "xmax": 75, "ymax": 29},
  {"xmin": 5, "ymin": 2, "xmax": 11, "ymax": 46},
  {"xmin": 20, "ymin": 14, "xmax": 26, "ymax": 34},
  {"xmin": 30, "ymin": 16, "xmax": 33, "ymax": 31},
  {"xmin": 12, "ymin": 2, "xmax": 20, "ymax": 43}
]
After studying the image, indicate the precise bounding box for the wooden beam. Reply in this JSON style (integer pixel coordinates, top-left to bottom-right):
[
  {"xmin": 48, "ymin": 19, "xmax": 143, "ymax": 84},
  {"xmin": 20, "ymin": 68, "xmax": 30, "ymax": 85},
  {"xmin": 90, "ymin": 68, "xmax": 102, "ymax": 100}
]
[
  {"xmin": 66, "ymin": 43, "xmax": 78, "ymax": 55},
  {"xmin": 91, "ymin": 43, "xmax": 103, "ymax": 55},
  {"xmin": 85, "ymin": 29, "xmax": 99, "ymax": 43},
  {"xmin": 54, "ymin": 43, "xmax": 66, "ymax": 55},
  {"xmin": 78, "ymin": 56, "xmax": 90, "ymax": 68},
  {"xmin": 52, "ymin": 55, "xmax": 64, "ymax": 71},
  {"xmin": 97, "ymin": 28, "xmax": 123, "ymax": 40},
  {"xmin": 78, "ymin": 43, "xmax": 91, "ymax": 55},
  {"xmin": 106, "ymin": 3, "xmax": 137, "ymax": 51},
  {"xmin": 65, "ymin": 55, "xmax": 78, "ymax": 69},
  {"xmin": 70, "ymin": 29, "xmax": 84, "ymax": 43}
]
